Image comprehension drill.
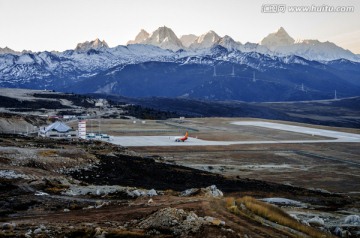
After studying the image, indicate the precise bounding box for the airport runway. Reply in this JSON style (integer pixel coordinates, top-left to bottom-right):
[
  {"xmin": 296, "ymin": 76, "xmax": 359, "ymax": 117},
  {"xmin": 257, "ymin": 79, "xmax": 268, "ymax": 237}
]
[{"xmin": 110, "ymin": 121, "xmax": 360, "ymax": 147}]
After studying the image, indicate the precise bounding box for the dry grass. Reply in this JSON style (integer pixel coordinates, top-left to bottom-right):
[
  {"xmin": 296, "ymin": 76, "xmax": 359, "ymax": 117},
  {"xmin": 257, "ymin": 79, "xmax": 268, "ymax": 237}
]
[
  {"xmin": 225, "ymin": 197, "xmax": 236, "ymax": 207},
  {"xmin": 106, "ymin": 230, "xmax": 147, "ymax": 237},
  {"xmin": 231, "ymin": 196, "xmax": 332, "ymax": 238},
  {"xmin": 38, "ymin": 150, "xmax": 58, "ymax": 157},
  {"xmin": 163, "ymin": 189, "xmax": 180, "ymax": 196},
  {"xmin": 45, "ymin": 187, "xmax": 67, "ymax": 194},
  {"xmin": 44, "ymin": 180, "xmax": 69, "ymax": 194}
]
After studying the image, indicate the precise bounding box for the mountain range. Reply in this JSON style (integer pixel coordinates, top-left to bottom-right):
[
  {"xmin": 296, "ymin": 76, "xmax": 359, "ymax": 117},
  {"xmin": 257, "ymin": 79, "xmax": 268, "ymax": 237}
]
[
  {"xmin": 0, "ymin": 26, "xmax": 359, "ymax": 102},
  {"xmin": 125, "ymin": 26, "xmax": 359, "ymax": 62}
]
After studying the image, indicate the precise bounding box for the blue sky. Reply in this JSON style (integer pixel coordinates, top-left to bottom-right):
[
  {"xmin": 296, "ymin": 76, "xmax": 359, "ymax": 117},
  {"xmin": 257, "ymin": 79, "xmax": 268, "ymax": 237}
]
[{"xmin": 0, "ymin": 0, "xmax": 359, "ymax": 53}]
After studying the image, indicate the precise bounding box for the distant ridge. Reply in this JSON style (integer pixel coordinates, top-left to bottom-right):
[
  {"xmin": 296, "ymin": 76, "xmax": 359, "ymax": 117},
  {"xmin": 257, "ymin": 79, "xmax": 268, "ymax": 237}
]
[
  {"xmin": 1, "ymin": 26, "xmax": 359, "ymax": 62},
  {"xmin": 75, "ymin": 38, "xmax": 109, "ymax": 52},
  {"xmin": 125, "ymin": 26, "xmax": 359, "ymax": 61},
  {"xmin": 0, "ymin": 26, "xmax": 359, "ymax": 103}
]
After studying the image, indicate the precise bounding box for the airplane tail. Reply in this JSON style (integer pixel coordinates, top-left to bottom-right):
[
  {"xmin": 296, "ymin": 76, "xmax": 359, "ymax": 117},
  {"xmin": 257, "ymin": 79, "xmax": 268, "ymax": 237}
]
[{"xmin": 175, "ymin": 131, "xmax": 189, "ymax": 142}]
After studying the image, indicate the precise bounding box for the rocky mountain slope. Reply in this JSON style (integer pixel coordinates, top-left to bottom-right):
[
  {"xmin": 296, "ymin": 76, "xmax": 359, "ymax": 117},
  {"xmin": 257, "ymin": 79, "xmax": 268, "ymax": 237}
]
[{"xmin": 69, "ymin": 47, "xmax": 360, "ymax": 101}]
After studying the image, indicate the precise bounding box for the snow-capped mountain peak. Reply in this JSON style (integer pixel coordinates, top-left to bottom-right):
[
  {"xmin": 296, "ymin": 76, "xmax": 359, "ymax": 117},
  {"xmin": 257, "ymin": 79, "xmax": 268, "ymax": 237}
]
[
  {"xmin": 127, "ymin": 29, "xmax": 150, "ymax": 45},
  {"xmin": 190, "ymin": 30, "xmax": 222, "ymax": 50},
  {"xmin": 0, "ymin": 47, "xmax": 32, "ymax": 55},
  {"xmin": 261, "ymin": 27, "xmax": 295, "ymax": 50},
  {"xmin": 179, "ymin": 34, "xmax": 198, "ymax": 48},
  {"xmin": 75, "ymin": 38, "xmax": 109, "ymax": 52},
  {"xmin": 123, "ymin": 26, "xmax": 359, "ymax": 62},
  {"xmin": 1, "ymin": 26, "xmax": 359, "ymax": 65},
  {"xmin": 141, "ymin": 26, "xmax": 184, "ymax": 51},
  {"xmin": 282, "ymin": 39, "xmax": 359, "ymax": 61},
  {"xmin": 218, "ymin": 35, "xmax": 242, "ymax": 51},
  {"xmin": 0, "ymin": 46, "xmax": 18, "ymax": 55}
]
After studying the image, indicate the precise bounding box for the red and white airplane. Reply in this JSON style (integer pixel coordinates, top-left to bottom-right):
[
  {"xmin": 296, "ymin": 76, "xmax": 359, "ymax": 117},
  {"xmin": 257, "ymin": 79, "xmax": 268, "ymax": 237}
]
[{"xmin": 175, "ymin": 131, "xmax": 189, "ymax": 142}]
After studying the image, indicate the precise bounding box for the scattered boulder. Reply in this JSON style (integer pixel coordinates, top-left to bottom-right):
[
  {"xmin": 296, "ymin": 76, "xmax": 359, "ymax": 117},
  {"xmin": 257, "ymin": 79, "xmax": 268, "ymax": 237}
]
[
  {"xmin": 307, "ymin": 216, "xmax": 325, "ymax": 227},
  {"xmin": 203, "ymin": 185, "xmax": 223, "ymax": 197},
  {"xmin": 24, "ymin": 230, "xmax": 32, "ymax": 238},
  {"xmin": 180, "ymin": 185, "xmax": 223, "ymax": 197},
  {"xmin": 33, "ymin": 228, "xmax": 42, "ymax": 234},
  {"xmin": 334, "ymin": 227, "xmax": 343, "ymax": 237},
  {"xmin": 2, "ymin": 222, "xmax": 16, "ymax": 230},
  {"xmin": 138, "ymin": 207, "xmax": 225, "ymax": 236},
  {"xmin": 147, "ymin": 189, "xmax": 157, "ymax": 197},
  {"xmin": 94, "ymin": 227, "xmax": 107, "ymax": 238},
  {"xmin": 334, "ymin": 227, "xmax": 352, "ymax": 238},
  {"xmin": 180, "ymin": 188, "xmax": 200, "ymax": 197},
  {"xmin": 139, "ymin": 207, "xmax": 203, "ymax": 235},
  {"xmin": 83, "ymin": 205, "xmax": 95, "ymax": 210},
  {"xmin": 95, "ymin": 201, "xmax": 109, "ymax": 209},
  {"xmin": 63, "ymin": 185, "xmax": 159, "ymax": 198},
  {"xmin": 33, "ymin": 224, "xmax": 47, "ymax": 235},
  {"xmin": 344, "ymin": 215, "xmax": 360, "ymax": 225},
  {"xmin": 127, "ymin": 189, "xmax": 145, "ymax": 197},
  {"xmin": 204, "ymin": 216, "xmax": 225, "ymax": 226},
  {"xmin": 35, "ymin": 191, "xmax": 49, "ymax": 196}
]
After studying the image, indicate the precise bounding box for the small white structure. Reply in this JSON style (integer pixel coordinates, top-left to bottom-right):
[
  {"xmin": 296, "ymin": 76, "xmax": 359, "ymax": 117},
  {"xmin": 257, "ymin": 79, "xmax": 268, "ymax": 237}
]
[
  {"xmin": 78, "ymin": 120, "xmax": 86, "ymax": 139},
  {"xmin": 38, "ymin": 121, "xmax": 77, "ymax": 138},
  {"xmin": 95, "ymin": 102, "xmax": 104, "ymax": 107},
  {"xmin": 95, "ymin": 99, "xmax": 108, "ymax": 107},
  {"xmin": 63, "ymin": 115, "xmax": 76, "ymax": 120},
  {"xmin": 86, "ymin": 133, "xmax": 110, "ymax": 141}
]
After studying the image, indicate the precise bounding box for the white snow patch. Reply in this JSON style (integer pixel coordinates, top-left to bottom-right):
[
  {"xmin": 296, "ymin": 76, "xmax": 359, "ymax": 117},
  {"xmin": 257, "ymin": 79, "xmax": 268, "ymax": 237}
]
[
  {"xmin": 35, "ymin": 191, "xmax": 50, "ymax": 196},
  {"xmin": 344, "ymin": 215, "xmax": 360, "ymax": 225},
  {"xmin": 205, "ymin": 185, "xmax": 223, "ymax": 197},
  {"xmin": 147, "ymin": 189, "xmax": 158, "ymax": 197},
  {"xmin": 95, "ymin": 82, "xmax": 117, "ymax": 94},
  {"xmin": 0, "ymin": 170, "xmax": 31, "ymax": 179},
  {"xmin": 180, "ymin": 188, "xmax": 199, "ymax": 197},
  {"xmin": 307, "ymin": 216, "xmax": 325, "ymax": 226},
  {"xmin": 63, "ymin": 185, "xmax": 159, "ymax": 198},
  {"xmin": 16, "ymin": 54, "xmax": 34, "ymax": 64},
  {"xmin": 261, "ymin": 197, "xmax": 307, "ymax": 207},
  {"xmin": 239, "ymin": 164, "xmax": 292, "ymax": 170}
]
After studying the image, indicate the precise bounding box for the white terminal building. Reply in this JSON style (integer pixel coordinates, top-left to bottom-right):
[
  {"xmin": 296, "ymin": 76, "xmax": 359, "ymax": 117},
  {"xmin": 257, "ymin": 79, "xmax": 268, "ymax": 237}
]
[
  {"xmin": 38, "ymin": 121, "xmax": 77, "ymax": 138},
  {"xmin": 38, "ymin": 120, "xmax": 110, "ymax": 140}
]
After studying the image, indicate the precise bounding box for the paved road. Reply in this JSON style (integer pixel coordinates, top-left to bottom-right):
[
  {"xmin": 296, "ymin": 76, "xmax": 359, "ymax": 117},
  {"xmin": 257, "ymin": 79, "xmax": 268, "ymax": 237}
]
[
  {"xmin": 232, "ymin": 121, "xmax": 360, "ymax": 142},
  {"xmin": 110, "ymin": 121, "xmax": 360, "ymax": 147}
]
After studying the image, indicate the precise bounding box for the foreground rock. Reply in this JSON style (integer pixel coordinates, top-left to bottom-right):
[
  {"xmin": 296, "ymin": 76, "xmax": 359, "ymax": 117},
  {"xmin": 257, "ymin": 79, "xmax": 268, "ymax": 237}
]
[
  {"xmin": 180, "ymin": 185, "xmax": 224, "ymax": 197},
  {"xmin": 63, "ymin": 185, "xmax": 160, "ymax": 198},
  {"xmin": 138, "ymin": 207, "xmax": 226, "ymax": 236}
]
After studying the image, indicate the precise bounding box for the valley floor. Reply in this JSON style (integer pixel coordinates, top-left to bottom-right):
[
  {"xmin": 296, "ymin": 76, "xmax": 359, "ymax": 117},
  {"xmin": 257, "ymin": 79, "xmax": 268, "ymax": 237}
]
[
  {"xmin": 1, "ymin": 117, "xmax": 360, "ymax": 237},
  {"xmin": 109, "ymin": 120, "xmax": 360, "ymax": 147}
]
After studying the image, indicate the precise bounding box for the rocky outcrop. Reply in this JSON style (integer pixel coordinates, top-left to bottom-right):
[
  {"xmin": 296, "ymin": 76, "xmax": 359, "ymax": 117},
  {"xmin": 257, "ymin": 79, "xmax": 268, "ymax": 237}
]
[
  {"xmin": 180, "ymin": 185, "xmax": 223, "ymax": 197},
  {"xmin": 138, "ymin": 207, "xmax": 225, "ymax": 236}
]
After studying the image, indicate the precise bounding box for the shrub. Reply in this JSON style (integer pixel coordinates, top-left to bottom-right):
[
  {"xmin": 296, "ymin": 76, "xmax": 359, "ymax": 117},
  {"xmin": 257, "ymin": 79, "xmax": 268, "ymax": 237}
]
[
  {"xmin": 38, "ymin": 150, "xmax": 58, "ymax": 157},
  {"xmin": 225, "ymin": 197, "xmax": 235, "ymax": 208},
  {"xmin": 231, "ymin": 196, "xmax": 332, "ymax": 238}
]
